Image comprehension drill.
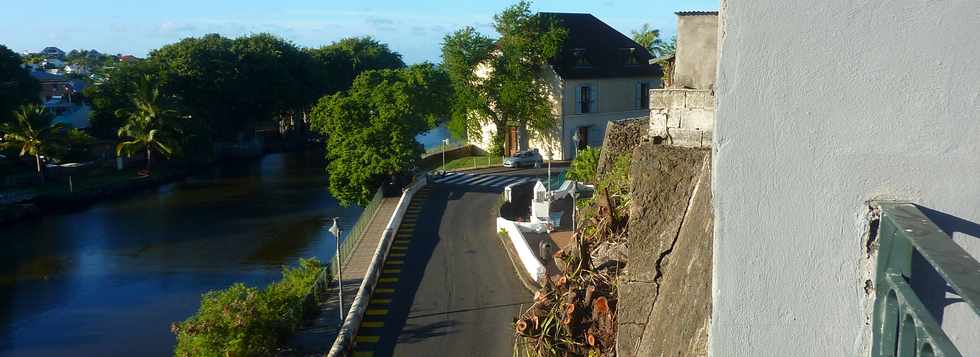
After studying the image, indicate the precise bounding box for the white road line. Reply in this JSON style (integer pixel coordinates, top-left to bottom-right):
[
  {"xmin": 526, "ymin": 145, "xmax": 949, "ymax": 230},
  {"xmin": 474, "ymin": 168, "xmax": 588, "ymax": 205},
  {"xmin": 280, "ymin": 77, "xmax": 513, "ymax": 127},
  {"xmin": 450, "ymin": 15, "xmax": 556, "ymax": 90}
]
[
  {"xmin": 433, "ymin": 173, "xmax": 462, "ymax": 183},
  {"xmin": 453, "ymin": 174, "xmax": 488, "ymax": 185},
  {"xmin": 482, "ymin": 176, "xmax": 514, "ymax": 187},
  {"xmin": 442, "ymin": 174, "xmax": 475, "ymax": 184},
  {"xmin": 491, "ymin": 177, "xmax": 526, "ymax": 188},
  {"xmin": 467, "ymin": 175, "xmax": 500, "ymax": 185}
]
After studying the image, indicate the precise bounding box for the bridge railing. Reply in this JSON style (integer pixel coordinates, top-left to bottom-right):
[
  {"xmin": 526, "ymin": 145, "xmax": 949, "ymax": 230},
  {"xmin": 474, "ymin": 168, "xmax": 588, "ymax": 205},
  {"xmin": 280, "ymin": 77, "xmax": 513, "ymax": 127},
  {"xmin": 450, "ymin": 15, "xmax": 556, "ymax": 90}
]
[{"xmin": 871, "ymin": 202, "xmax": 980, "ymax": 357}]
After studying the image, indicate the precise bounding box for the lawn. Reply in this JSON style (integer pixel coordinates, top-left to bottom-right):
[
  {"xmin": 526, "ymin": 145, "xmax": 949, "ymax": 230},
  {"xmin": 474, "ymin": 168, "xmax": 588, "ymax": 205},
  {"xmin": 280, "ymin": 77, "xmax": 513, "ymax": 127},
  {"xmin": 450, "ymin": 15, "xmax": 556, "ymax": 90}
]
[{"xmin": 428, "ymin": 155, "xmax": 503, "ymax": 172}]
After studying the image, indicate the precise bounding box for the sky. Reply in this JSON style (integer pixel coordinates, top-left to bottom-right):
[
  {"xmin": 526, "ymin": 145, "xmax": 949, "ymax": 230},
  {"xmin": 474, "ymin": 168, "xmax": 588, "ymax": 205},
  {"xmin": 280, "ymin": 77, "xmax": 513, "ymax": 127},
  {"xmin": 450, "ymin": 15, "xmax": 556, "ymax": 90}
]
[{"xmin": 1, "ymin": 0, "xmax": 718, "ymax": 64}]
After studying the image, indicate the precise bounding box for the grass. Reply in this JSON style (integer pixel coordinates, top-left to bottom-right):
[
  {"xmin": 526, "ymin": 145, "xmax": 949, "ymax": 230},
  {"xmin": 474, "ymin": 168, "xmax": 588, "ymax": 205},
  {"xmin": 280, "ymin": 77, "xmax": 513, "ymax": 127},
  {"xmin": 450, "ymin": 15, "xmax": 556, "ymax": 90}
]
[{"xmin": 429, "ymin": 155, "xmax": 504, "ymax": 172}]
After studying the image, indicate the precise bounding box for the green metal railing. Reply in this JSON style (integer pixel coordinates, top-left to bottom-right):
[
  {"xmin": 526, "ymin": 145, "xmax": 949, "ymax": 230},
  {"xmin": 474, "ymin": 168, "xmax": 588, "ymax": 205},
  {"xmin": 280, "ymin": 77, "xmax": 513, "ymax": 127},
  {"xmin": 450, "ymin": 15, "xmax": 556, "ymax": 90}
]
[
  {"xmin": 310, "ymin": 188, "xmax": 385, "ymax": 304},
  {"xmin": 871, "ymin": 202, "xmax": 980, "ymax": 357}
]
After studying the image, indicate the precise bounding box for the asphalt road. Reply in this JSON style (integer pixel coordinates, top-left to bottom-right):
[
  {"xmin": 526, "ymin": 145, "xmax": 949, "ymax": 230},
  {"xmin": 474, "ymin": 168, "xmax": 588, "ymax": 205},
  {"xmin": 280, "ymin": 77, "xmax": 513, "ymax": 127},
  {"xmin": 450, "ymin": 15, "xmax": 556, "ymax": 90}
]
[{"xmin": 354, "ymin": 167, "xmax": 562, "ymax": 357}]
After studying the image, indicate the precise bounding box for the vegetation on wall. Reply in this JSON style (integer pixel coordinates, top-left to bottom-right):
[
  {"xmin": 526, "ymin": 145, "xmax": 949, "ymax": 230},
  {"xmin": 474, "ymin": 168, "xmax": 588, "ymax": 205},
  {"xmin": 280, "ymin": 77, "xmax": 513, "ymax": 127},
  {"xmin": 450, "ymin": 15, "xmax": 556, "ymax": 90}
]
[
  {"xmin": 566, "ymin": 147, "xmax": 601, "ymax": 185},
  {"xmin": 441, "ymin": 1, "xmax": 567, "ymax": 155},
  {"xmin": 172, "ymin": 258, "xmax": 324, "ymax": 357}
]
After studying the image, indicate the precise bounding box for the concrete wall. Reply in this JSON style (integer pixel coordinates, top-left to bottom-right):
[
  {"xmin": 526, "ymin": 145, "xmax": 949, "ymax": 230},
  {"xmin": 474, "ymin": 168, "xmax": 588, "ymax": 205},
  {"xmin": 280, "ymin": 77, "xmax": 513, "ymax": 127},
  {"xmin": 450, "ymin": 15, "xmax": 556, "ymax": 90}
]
[
  {"xmin": 713, "ymin": 0, "xmax": 980, "ymax": 356},
  {"xmin": 673, "ymin": 14, "xmax": 718, "ymax": 90},
  {"xmin": 649, "ymin": 89, "xmax": 714, "ymax": 148}
]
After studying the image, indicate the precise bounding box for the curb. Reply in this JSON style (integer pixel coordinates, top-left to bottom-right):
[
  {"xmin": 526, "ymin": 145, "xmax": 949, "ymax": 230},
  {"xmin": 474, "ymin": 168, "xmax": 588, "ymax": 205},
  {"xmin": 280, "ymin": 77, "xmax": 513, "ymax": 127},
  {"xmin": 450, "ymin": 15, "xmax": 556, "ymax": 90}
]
[{"xmin": 495, "ymin": 228, "xmax": 541, "ymax": 294}]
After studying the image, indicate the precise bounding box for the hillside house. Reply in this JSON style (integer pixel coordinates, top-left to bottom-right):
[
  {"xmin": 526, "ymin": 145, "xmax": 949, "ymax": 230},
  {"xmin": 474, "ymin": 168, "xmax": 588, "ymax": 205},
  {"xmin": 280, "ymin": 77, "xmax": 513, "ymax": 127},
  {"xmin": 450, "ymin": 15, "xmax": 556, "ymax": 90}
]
[{"xmin": 472, "ymin": 13, "xmax": 662, "ymax": 160}]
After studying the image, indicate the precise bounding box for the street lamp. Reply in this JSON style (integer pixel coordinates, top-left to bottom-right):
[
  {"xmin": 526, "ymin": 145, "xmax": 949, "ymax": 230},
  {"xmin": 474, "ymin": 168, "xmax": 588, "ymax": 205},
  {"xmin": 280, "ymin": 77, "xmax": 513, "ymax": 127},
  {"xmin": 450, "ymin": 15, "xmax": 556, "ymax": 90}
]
[
  {"xmin": 572, "ymin": 132, "xmax": 580, "ymax": 158},
  {"xmin": 328, "ymin": 218, "xmax": 343, "ymax": 325},
  {"xmin": 441, "ymin": 138, "xmax": 450, "ymax": 173}
]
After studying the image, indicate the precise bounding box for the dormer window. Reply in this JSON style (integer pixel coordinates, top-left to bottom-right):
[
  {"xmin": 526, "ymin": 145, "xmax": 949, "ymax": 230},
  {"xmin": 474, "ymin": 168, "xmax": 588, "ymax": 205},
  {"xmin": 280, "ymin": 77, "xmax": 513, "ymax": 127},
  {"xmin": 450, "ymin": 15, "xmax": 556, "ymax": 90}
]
[
  {"xmin": 573, "ymin": 48, "xmax": 591, "ymax": 68},
  {"xmin": 622, "ymin": 47, "xmax": 639, "ymax": 66}
]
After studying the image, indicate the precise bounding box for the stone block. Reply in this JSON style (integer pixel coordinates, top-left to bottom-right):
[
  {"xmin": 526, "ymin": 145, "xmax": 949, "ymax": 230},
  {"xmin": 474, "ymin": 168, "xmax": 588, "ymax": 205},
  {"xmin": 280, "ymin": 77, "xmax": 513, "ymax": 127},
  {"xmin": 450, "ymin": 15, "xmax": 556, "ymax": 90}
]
[
  {"xmin": 651, "ymin": 91, "xmax": 669, "ymax": 110},
  {"xmin": 669, "ymin": 90, "xmax": 688, "ymax": 109},
  {"xmin": 686, "ymin": 90, "xmax": 710, "ymax": 109}
]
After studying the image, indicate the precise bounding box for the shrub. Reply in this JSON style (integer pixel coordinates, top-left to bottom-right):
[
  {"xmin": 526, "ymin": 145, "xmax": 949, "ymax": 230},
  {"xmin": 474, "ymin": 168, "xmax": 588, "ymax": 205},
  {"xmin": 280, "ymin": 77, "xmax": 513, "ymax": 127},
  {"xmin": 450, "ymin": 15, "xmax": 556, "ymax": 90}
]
[
  {"xmin": 173, "ymin": 258, "xmax": 323, "ymax": 357},
  {"xmin": 566, "ymin": 147, "xmax": 600, "ymax": 184}
]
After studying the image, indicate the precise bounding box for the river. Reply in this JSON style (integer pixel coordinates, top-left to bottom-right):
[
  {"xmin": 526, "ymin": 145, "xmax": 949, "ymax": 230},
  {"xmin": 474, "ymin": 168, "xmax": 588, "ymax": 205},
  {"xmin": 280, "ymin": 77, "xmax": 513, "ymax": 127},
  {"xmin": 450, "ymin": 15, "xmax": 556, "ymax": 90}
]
[{"xmin": 0, "ymin": 127, "xmax": 455, "ymax": 356}]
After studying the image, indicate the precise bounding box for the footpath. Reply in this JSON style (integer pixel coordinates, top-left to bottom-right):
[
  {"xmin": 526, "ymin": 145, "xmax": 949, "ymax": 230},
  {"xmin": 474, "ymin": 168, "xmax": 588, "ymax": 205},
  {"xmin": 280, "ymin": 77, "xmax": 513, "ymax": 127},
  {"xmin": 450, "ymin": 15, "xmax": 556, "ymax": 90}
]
[{"xmin": 286, "ymin": 197, "xmax": 402, "ymax": 356}]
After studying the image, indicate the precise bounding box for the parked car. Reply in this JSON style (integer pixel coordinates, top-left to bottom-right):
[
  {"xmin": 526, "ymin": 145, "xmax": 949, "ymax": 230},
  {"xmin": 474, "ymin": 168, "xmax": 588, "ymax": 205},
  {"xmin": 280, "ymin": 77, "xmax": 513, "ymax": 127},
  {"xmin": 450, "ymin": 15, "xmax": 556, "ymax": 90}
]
[{"xmin": 503, "ymin": 149, "xmax": 543, "ymax": 168}]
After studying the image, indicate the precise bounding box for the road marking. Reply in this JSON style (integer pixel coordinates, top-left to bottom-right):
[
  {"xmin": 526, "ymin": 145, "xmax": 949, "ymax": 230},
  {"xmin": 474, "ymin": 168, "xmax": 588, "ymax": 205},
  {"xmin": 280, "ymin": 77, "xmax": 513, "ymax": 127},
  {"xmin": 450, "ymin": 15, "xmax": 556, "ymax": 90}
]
[
  {"xmin": 468, "ymin": 175, "xmax": 500, "ymax": 185},
  {"xmin": 366, "ymin": 309, "xmax": 388, "ymax": 316},
  {"xmin": 482, "ymin": 176, "xmax": 513, "ymax": 187},
  {"xmin": 379, "ymin": 277, "xmax": 399, "ymax": 283},
  {"xmin": 383, "ymin": 268, "xmax": 401, "ymax": 273},
  {"xmin": 357, "ymin": 335, "xmax": 380, "ymax": 343},
  {"xmin": 442, "ymin": 174, "xmax": 475, "ymax": 184},
  {"xmin": 390, "ymin": 246, "xmax": 407, "ymax": 251},
  {"xmin": 492, "ymin": 177, "xmax": 526, "ymax": 188},
  {"xmin": 389, "ymin": 253, "xmax": 405, "ymax": 257},
  {"xmin": 376, "ymin": 288, "xmax": 395, "ymax": 293},
  {"xmin": 386, "ymin": 260, "xmax": 404, "ymax": 265},
  {"xmin": 361, "ymin": 321, "xmax": 384, "ymax": 328},
  {"xmin": 371, "ymin": 298, "xmax": 392, "ymax": 304}
]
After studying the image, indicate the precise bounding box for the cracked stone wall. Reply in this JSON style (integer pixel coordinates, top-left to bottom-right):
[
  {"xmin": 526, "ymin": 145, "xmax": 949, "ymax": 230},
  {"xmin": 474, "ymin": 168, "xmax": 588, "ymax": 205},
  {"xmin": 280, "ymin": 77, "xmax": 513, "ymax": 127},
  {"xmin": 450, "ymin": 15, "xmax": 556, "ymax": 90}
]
[
  {"xmin": 617, "ymin": 143, "xmax": 713, "ymax": 357},
  {"xmin": 596, "ymin": 117, "xmax": 649, "ymax": 174}
]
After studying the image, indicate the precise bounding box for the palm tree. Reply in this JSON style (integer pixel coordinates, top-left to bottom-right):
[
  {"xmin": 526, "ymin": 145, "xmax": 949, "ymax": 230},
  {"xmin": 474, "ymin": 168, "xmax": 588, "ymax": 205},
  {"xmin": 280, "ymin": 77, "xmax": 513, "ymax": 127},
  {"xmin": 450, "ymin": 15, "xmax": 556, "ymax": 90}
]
[
  {"xmin": 631, "ymin": 24, "xmax": 676, "ymax": 58},
  {"xmin": 115, "ymin": 76, "xmax": 177, "ymax": 170},
  {"xmin": 0, "ymin": 104, "xmax": 63, "ymax": 181}
]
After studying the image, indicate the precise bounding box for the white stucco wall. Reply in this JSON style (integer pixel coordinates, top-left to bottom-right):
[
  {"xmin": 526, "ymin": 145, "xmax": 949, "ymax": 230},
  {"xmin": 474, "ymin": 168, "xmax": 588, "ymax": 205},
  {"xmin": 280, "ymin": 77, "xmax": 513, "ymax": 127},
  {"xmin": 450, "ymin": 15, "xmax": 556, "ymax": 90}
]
[{"xmin": 712, "ymin": 0, "xmax": 980, "ymax": 356}]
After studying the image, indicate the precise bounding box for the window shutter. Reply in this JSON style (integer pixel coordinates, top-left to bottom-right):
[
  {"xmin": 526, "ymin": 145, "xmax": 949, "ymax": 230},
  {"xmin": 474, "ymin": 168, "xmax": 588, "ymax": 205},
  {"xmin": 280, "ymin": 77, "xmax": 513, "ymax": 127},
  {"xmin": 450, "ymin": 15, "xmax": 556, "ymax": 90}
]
[
  {"xmin": 591, "ymin": 84, "xmax": 598, "ymax": 112},
  {"xmin": 635, "ymin": 82, "xmax": 642, "ymax": 109},
  {"xmin": 574, "ymin": 86, "xmax": 582, "ymax": 114}
]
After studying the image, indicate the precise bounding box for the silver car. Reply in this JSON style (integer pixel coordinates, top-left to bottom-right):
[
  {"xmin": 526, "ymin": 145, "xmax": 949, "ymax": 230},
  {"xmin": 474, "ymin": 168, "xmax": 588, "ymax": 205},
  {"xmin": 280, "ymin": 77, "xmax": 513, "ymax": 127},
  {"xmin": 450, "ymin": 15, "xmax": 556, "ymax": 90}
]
[{"xmin": 503, "ymin": 149, "xmax": 543, "ymax": 168}]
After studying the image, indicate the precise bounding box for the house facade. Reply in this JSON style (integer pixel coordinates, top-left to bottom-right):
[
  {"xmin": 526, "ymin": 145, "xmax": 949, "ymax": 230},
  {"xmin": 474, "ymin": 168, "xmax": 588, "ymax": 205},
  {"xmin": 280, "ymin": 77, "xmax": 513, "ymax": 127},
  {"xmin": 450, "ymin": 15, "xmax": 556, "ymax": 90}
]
[{"xmin": 472, "ymin": 13, "xmax": 662, "ymax": 160}]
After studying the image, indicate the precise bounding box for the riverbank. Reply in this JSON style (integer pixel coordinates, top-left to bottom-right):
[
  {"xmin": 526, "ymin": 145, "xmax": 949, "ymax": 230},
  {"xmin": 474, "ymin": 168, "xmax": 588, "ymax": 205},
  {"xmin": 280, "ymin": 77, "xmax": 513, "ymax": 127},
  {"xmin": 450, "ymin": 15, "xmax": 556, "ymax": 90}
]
[{"xmin": 0, "ymin": 165, "xmax": 191, "ymax": 226}]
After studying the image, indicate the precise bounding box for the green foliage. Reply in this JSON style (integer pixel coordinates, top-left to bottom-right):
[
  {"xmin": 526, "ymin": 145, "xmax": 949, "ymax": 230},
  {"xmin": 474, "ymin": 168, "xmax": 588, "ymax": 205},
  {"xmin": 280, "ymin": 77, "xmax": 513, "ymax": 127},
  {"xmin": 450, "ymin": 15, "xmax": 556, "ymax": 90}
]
[
  {"xmin": 86, "ymin": 61, "xmax": 158, "ymax": 139},
  {"xmin": 306, "ymin": 36, "xmax": 406, "ymax": 95},
  {"xmin": 441, "ymin": 1, "xmax": 567, "ymax": 154},
  {"xmin": 0, "ymin": 45, "xmax": 40, "ymax": 124},
  {"xmin": 311, "ymin": 64, "xmax": 451, "ymax": 206},
  {"xmin": 631, "ymin": 24, "xmax": 675, "ymax": 58},
  {"xmin": 114, "ymin": 76, "xmax": 181, "ymax": 169},
  {"xmin": 173, "ymin": 258, "xmax": 323, "ymax": 357},
  {"xmin": 0, "ymin": 104, "xmax": 64, "ymax": 177},
  {"xmin": 566, "ymin": 147, "xmax": 600, "ymax": 184},
  {"xmin": 597, "ymin": 153, "xmax": 632, "ymax": 205}
]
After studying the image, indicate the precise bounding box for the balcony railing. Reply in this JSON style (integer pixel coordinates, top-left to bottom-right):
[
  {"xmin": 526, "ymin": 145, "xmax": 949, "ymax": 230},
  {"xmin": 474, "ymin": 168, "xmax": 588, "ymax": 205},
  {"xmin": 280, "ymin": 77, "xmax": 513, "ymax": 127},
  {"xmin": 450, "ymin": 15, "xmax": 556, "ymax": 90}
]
[{"xmin": 871, "ymin": 202, "xmax": 980, "ymax": 357}]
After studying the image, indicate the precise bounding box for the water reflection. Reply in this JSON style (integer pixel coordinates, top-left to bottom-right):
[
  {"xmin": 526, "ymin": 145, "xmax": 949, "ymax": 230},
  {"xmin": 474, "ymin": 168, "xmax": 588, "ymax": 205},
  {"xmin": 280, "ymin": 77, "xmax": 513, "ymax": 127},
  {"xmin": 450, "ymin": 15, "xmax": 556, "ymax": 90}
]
[{"xmin": 0, "ymin": 149, "xmax": 362, "ymax": 356}]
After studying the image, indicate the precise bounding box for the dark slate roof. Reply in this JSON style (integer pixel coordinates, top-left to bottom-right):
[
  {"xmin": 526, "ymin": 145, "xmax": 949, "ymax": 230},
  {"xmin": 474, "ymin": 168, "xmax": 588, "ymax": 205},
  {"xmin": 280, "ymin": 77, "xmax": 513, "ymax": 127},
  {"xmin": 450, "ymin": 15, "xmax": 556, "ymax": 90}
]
[
  {"xmin": 675, "ymin": 11, "xmax": 719, "ymax": 16},
  {"xmin": 541, "ymin": 12, "xmax": 661, "ymax": 80},
  {"xmin": 29, "ymin": 70, "xmax": 67, "ymax": 83}
]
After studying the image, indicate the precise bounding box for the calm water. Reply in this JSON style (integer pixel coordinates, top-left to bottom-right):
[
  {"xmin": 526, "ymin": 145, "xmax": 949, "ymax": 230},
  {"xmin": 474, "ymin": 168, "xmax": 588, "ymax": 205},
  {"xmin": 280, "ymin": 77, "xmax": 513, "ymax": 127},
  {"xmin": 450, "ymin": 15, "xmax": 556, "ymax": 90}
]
[
  {"xmin": 0, "ymin": 150, "xmax": 362, "ymax": 356},
  {"xmin": 0, "ymin": 127, "xmax": 451, "ymax": 356}
]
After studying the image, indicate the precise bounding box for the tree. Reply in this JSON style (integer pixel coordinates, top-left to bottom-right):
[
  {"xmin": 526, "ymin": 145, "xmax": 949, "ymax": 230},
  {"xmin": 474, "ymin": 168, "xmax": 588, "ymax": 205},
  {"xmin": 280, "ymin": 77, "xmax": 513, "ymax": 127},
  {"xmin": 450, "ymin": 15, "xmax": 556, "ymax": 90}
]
[
  {"xmin": 631, "ymin": 24, "xmax": 675, "ymax": 58},
  {"xmin": 306, "ymin": 36, "xmax": 405, "ymax": 95},
  {"xmin": 441, "ymin": 1, "xmax": 567, "ymax": 155},
  {"xmin": 115, "ymin": 76, "xmax": 179, "ymax": 170},
  {"xmin": 0, "ymin": 46, "xmax": 40, "ymax": 124},
  {"xmin": 310, "ymin": 64, "xmax": 451, "ymax": 206},
  {"xmin": 86, "ymin": 60, "xmax": 158, "ymax": 138},
  {"xmin": 0, "ymin": 104, "xmax": 63, "ymax": 180}
]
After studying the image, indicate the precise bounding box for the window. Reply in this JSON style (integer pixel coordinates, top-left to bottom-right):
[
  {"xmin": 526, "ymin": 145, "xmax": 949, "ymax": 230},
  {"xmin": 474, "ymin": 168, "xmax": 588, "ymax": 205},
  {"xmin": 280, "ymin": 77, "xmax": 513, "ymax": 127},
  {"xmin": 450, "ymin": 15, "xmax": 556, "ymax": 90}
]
[
  {"xmin": 577, "ymin": 85, "xmax": 595, "ymax": 113},
  {"xmin": 573, "ymin": 48, "xmax": 591, "ymax": 68},
  {"xmin": 623, "ymin": 48, "xmax": 639, "ymax": 66},
  {"xmin": 636, "ymin": 81, "xmax": 651, "ymax": 109}
]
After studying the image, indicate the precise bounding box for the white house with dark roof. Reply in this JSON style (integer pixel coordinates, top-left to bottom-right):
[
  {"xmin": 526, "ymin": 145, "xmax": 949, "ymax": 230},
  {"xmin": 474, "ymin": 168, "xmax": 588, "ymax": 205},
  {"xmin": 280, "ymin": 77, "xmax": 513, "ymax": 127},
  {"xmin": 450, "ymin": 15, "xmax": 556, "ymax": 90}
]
[{"xmin": 472, "ymin": 13, "xmax": 662, "ymax": 160}]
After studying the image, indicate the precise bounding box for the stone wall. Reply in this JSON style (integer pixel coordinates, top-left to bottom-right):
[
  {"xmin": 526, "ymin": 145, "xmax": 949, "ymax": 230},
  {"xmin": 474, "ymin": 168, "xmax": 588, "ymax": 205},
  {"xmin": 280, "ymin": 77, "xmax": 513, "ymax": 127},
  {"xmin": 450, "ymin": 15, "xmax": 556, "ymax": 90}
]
[
  {"xmin": 649, "ymin": 89, "xmax": 714, "ymax": 148},
  {"xmin": 596, "ymin": 117, "xmax": 648, "ymax": 174},
  {"xmin": 617, "ymin": 143, "xmax": 712, "ymax": 357},
  {"xmin": 673, "ymin": 13, "xmax": 719, "ymax": 90}
]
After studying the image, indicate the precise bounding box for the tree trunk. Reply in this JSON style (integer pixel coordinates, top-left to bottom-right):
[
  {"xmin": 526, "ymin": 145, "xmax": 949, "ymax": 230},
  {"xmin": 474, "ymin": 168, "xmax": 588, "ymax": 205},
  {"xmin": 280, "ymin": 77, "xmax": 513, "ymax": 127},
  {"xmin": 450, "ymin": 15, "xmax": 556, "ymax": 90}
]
[{"xmin": 492, "ymin": 121, "xmax": 508, "ymax": 156}]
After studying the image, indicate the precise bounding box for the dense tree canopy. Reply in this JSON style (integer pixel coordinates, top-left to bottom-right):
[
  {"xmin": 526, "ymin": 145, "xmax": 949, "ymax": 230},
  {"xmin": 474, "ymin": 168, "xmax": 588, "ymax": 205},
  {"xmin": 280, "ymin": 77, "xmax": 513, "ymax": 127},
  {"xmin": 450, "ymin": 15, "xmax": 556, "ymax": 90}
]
[
  {"xmin": 310, "ymin": 64, "xmax": 451, "ymax": 206},
  {"xmin": 306, "ymin": 36, "xmax": 406, "ymax": 95},
  {"xmin": 441, "ymin": 1, "xmax": 567, "ymax": 154},
  {"xmin": 0, "ymin": 45, "xmax": 40, "ymax": 124}
]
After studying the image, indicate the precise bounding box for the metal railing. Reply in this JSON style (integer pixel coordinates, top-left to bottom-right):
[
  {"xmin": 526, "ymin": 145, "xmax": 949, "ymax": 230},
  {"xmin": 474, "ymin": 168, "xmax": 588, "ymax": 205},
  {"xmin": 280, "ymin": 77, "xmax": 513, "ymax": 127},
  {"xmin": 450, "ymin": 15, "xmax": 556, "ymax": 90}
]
[
  {"xmin": 871, "ymin": 202, "xmax": 980, "ymax": 357},
  {"xmin": 309, "ymin": 188, "xmax": 385, "ymax": 305},
  {"xmin": 332, "ymin": 188, "xmax": 385, "ymax": 280}
]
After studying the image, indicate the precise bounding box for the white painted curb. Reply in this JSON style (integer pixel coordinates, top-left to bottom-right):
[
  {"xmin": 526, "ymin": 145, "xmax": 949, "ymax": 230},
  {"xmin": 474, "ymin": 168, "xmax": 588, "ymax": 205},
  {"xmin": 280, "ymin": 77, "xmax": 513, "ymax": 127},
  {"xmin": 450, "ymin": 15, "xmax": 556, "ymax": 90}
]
[
  {"xmin": 328, "ymin": 175, "xmax": 428, "ymax": 357},
  {"xmin": 496, "ymin": 217, "xmax": 547, "ymax": 284}
]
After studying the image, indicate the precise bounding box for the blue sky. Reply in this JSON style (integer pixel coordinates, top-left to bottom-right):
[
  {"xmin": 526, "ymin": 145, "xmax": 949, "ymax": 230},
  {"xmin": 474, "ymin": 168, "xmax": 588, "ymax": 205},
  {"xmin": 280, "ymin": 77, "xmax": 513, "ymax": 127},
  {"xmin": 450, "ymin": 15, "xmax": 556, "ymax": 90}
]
[{"xmin": 1, "ymin": 0, "xmax": 718, "ymax": 64}]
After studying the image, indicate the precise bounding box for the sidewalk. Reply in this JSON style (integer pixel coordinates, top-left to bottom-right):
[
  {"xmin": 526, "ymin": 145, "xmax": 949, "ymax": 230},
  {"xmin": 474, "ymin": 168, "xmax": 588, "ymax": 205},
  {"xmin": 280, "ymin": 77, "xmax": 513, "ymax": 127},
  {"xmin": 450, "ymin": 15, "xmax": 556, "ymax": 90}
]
[{"xmin": 286, "ymin": 197, "xmax": 401, "ymax": 356}]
